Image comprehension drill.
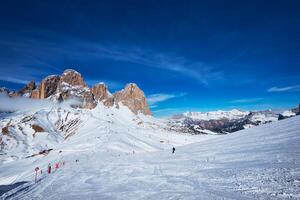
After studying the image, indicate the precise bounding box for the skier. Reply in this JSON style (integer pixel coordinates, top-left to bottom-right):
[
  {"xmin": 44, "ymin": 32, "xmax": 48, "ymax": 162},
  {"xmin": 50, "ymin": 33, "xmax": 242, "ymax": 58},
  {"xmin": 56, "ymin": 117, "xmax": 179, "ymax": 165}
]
[
  {"xmin": 172, "ymin": 147, "xmax": 175, "ymax": 154},
  {"xmin": 48, "ymin": 163, "xmax": 51, "ymax": 174},
  {"xmin": 55, "ymin": 163, "xmax": 59, "ymax": 170}
]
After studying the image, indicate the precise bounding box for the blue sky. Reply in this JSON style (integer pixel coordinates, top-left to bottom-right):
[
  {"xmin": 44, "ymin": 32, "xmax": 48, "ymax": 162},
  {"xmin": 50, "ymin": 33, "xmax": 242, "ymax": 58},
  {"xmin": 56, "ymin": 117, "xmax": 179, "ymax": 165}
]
[{"xmin": 0, "ymin": 0, "xmax": 299, "ymax": 117}]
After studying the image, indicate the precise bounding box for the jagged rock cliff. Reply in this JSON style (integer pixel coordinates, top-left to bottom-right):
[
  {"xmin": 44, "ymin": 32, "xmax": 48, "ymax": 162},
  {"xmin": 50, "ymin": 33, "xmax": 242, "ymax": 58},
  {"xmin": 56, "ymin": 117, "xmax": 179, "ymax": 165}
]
[
  {"xmin": 59, "ymin": 69, "xmax": 87, "ymax": 88},
  {"xmin": 0, "ymin": 81, "xmax": 37, "ymax": 97},
  {"xmin": 31, "ymin": 75, "xmax": 60, "ymax": 99},
  {"xmin": 91, "ymin": 83, "xmax": 110, "ymax": 101},
  {"xmin": 1, "ymin": 69, "xmax": 151, "ymax": 115},
  {"xmin": 114, "ymin": 83, "xmax": 151, "ymax": 115},
  {"xmin": 18, "ymin": 81, "xmax": 36, "ymax": 97}
]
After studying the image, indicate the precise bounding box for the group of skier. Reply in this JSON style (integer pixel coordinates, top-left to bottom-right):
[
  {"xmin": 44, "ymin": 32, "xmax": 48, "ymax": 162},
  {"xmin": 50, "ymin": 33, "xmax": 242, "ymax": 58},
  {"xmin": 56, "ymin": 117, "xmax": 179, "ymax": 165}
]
[
  {"xmin": 34, "ymin": 147, "xmax": 175, "ymax": 183},
  {"xmin": 47, "ymin": 160, "xmax": 65, "ymax": 174}
]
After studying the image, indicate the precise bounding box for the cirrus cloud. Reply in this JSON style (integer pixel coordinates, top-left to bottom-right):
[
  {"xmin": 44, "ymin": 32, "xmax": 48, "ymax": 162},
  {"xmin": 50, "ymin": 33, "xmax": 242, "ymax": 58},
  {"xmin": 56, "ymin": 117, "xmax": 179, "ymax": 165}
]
[
  {"xmin": 229, "ymin": 98, "xmax": 264, "ymax": 104},
  {"xmin": 147, "ymin": 93, "xmax": 187, "ymax": 107},
  {"xmin": 268, "ymin": 85, "xmax": 300, "ymax": 92}
]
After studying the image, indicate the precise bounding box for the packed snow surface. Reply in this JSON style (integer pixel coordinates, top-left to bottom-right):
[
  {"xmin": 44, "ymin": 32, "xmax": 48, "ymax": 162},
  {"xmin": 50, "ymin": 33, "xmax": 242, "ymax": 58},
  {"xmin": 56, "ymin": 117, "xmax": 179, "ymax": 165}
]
[{"xmin": 0, "ymin": 107, "xmax": 299, "ymax": 199}]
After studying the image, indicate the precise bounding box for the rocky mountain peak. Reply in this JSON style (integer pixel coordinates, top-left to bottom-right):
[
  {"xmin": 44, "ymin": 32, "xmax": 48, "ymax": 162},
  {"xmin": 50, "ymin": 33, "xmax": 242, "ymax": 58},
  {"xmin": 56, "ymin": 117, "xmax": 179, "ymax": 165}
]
[
  {"xmin": 21, "ymin": 80, "xmax": 36, "ymax": 91},
  {"xmin": 124, "ymin": 83, "xmax": 138, "ymax": 91},
  {"xmin": 91, "ymin": 82, "xmax": 111, "ymax": 101},
  {"xmin": 0, "ymin": 69, "xmax": 152, "ymax": 115},
  {"xmin": 0, "ymin": 81, "xmax": 36, "ymax": 97},
  {"xmin": 57, "ymin": 70, "xmax": 95, "ymax": 109},
  {"xmin": 18, "ymin": 81, "xmax": 36, "ymax": 96},
  {"xmin": 60, "ymin": 69, "xmax": 87, "ymax": 87},
  {"xmin": 114, "ymin": 83, "xmax": 151, "ymax": 115},
  {"xmin": 31, "ymin": 75, "xmax": 61, "ymax": 99}
]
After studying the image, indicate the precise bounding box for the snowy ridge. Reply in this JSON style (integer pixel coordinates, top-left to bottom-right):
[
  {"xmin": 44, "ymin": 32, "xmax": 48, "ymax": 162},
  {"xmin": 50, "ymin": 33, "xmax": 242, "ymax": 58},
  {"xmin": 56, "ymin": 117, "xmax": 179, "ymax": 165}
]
[
  {"xmin": 0, "ymin": 106, "xmax": 88, "ymax": 162},
  {"xmin": 168, "ymin": 109, "xmax": 296, "ymax": 135},
  {"xmin": 183, "ymin": 109, "xmax": 249, "ymax": 120},
  {"xmin": 0, "ymin": 103, "xmax": 202, "ymax": 163},
  {"xmin": 281, "ymin": 110, "xmax": 296, "ymax": 117},
  {"xmin": 63, "ymin": 69, "xmax": 80, "ymax": 75}
]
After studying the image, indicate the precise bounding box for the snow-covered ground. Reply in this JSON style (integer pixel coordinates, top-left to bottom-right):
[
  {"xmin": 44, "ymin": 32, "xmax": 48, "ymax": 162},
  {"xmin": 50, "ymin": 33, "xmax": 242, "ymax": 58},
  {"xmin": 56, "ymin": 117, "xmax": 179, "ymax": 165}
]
[{"xmin": 0, "ymin": 108, "xmax": 299, "ymax": 199}]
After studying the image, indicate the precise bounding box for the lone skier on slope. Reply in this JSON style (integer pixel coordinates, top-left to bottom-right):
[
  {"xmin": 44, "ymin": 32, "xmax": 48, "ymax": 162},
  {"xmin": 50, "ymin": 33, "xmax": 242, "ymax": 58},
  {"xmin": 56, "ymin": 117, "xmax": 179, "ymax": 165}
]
[
  {"xmin": 172, "ymin": 147, "xmax": 175, "ymax": 154},
  {"xmin": 48, "ymin": 163, "xmax": 51, "ymax": 174}
]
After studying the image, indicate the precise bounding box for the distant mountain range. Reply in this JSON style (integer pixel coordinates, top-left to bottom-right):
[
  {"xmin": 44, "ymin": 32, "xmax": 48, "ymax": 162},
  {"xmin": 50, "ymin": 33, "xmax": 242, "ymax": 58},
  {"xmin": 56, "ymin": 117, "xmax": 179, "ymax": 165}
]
[{"xmin": 167, "ymin": 108, "xmax": 299, "ymax": 135}]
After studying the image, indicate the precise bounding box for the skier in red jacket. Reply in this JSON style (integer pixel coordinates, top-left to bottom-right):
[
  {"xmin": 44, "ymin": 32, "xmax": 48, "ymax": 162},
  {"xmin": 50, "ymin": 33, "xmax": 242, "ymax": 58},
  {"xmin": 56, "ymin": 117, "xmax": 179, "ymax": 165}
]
[{"xmin": 55, "ymin": 163, "xmax": 59, "ymax": 171}]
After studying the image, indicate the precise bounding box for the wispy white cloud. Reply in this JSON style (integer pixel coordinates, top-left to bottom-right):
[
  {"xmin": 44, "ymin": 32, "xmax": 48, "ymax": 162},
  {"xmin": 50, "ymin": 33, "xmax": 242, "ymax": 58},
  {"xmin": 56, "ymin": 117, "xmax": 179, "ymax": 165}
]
[
  {"xmin": 229, "ymin": 98, "xmax": 264, "ymax": 104},
  {"xmin": 147, "ymin": 93, "xmax": 186, "ymax": 107},
  {"xmin": 0, "ymin": 65, "xmax": 49, "ymax": 85},
  {"xmin": 90, "ymin": 46, "xmax": 223, "ymax": 85},
  {"xmin": 149, "ymin": 104, "xmax": 158, "ymax": 108},
  {"xmin": 0, "ymin": 94, "xmax": 54, "ymax": 112},
  {"xmin": 268, "ymin": 85, "xmax": 300, "ymax": 92},
  {"xmin": 0, "ymin": 33, "xmax": 223, "ymax": 86},
  {"xmin": 147, "ymin": 94, "xmax": 176, "ymax": 105},
  {"xmin": 0, "ymin": 77, "xmax": 31, "ymax": 85},
  {"xmin": 0, "ymin": 93, "xmax": 81, "ymax": 112}
]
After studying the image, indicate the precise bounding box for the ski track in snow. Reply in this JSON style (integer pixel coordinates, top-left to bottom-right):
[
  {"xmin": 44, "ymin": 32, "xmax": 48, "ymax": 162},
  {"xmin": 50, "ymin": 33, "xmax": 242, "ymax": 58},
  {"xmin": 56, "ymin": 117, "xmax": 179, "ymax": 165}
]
[{"xmin": 0, "ymin": 107, "xmax": 300, "ymax": 200}]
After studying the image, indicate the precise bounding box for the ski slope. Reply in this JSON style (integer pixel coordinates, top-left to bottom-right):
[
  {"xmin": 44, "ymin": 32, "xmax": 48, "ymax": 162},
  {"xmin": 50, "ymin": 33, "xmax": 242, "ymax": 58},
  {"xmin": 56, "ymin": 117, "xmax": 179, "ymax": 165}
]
[{"xmin": 1, "ymin": 112, "xmax": 300, "ymax": 199}]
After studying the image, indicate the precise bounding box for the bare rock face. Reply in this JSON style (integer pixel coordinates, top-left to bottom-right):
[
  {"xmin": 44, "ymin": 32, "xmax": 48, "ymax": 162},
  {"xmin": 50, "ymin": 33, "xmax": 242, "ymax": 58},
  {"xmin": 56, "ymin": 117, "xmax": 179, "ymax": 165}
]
[
  {"xmin": 82, "ymin": 91, "xmax": 97, "ymax": 109},
  {"xmin": 103, "ymin": 96, "xmax": 114, "ymax": 107},
  {"xmin": 31, "ymin": 75, "xmax": 60, "ymax": 99},
  {"xmin": 40, "ymin": 76, "xmax": 61, "ymax": 99},
  {"xmin": 90, "ymin": 83, "xmax": 114, "ymax": 107},
  {"xmin": 57, "ymin": 70, "xmax": 96, "ymax": 109},
  {"xmin": 91, "ymin": 83, "xmax": 110, "ymax": 101},
  {"xmin": 1, "ymin": 69, "xmax": 152, "ymax": 114},
  {"xmin": 29, "ymin": 70, "xmax": 96, "ymax": 109},
  {"xmin": 30, "ymin": 89, "xmax": 40, "ymax": 99},
  {"xmin": 113, "ymin": 83, "xmax": 151, "ymax": 115},
  {"xmin": 18, "ymin": 81, "xmax": 36, "ymax": 96},
  {"xmin": 58, "ymin": 88, "xmax": 97, "ymax": 109},
  {"xmin": 59, "ymin": 69, "xmax": 87, "ymax": 88},
  {"xmin": 31, "ymin": 124, "xmax": 44, "ymax": 133}
]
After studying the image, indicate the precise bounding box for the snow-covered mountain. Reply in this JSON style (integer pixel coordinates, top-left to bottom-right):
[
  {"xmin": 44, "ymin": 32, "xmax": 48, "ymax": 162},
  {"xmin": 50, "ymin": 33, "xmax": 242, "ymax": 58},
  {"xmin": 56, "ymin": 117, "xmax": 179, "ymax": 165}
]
[
  {"xmin": 183, "ymin": 109, "xmax": 250, "ymax": 120},
  {"xmin": 0, "ymin": 102, "xmax": 169, "ymax": 163},
  {"xmin": 0, "ymin": 69, "xmax": 156, "ymax": 164},
  {"xmin": 1, "ymin": 106, "xmax": 85, "ymax": 162},
  {"xmin": 1, "ymin": 69, "xmax": 300, "ymax": 199},
  {"xmin": 168, "ymin": 109, "xmax": 298, "ymax": 134},
  {"xmin": 0, "ymin": 69, "xmax": 298, "ymax": 161},
  {"xmin": 0, "ymin": 108, "xmax": 299, "ymax": 199}
]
